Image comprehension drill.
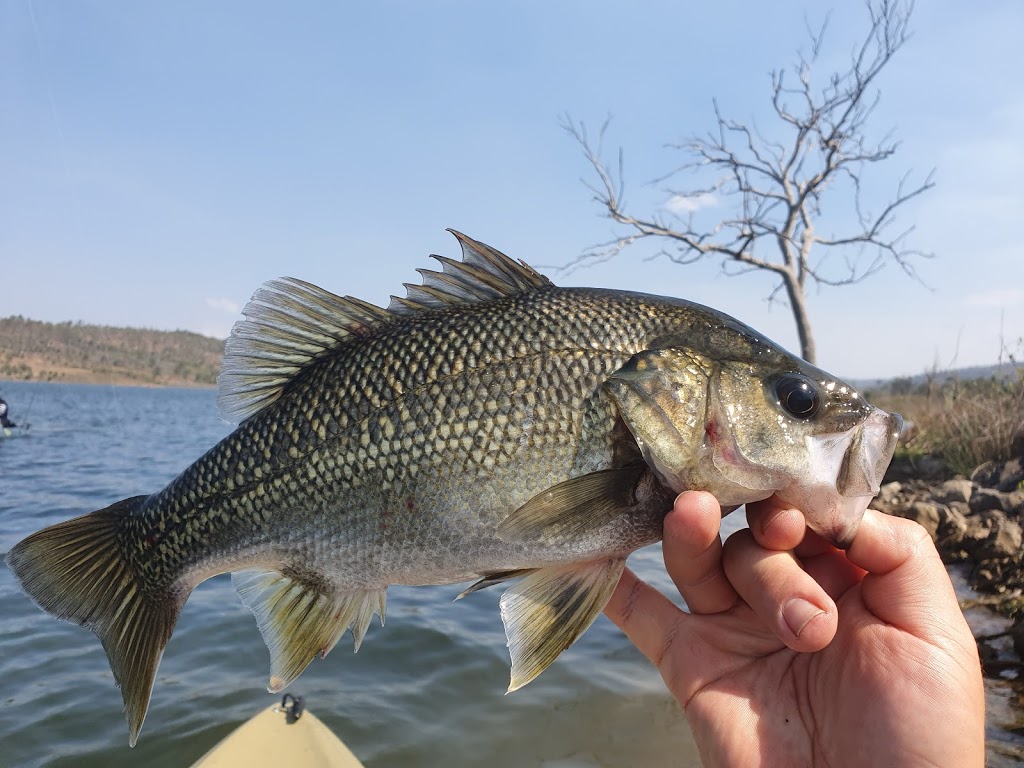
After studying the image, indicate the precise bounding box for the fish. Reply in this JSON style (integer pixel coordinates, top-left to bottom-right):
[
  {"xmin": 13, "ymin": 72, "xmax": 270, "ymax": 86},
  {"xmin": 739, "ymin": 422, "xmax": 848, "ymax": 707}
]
[{"xmin": 6, "ymin": 231, "xmax": 903, "ymax": 745}]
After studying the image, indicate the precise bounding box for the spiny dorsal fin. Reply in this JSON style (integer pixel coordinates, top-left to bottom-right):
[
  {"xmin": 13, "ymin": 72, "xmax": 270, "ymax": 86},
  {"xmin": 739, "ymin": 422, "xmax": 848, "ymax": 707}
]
[
  {"xmin": 218, "ymin": 231, "xmax": 554, "ymax": 423},
  {"xmin": 387, "ymin": 230, "xmax": 554, "ymax": 314}
]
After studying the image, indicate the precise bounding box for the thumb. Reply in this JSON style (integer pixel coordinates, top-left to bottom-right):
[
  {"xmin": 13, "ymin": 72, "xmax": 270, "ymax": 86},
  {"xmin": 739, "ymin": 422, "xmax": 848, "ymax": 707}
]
[{"xmin": 846, "ymin": 509, "xmax": 967, "ymax": 643}]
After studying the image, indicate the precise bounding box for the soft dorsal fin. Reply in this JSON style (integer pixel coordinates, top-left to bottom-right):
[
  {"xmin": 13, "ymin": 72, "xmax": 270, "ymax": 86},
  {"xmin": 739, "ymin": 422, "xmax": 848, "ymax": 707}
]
[
  {"xmin": 217, "ymin": 230, "xmax": 554, "ymax": 423},
  {"xmin": 387, "ymin": 230, "xmax": 553, "ymax": 315},
  {"xmin": 216, "ymin": 278, "xmax": 393, "ymax": 422}
]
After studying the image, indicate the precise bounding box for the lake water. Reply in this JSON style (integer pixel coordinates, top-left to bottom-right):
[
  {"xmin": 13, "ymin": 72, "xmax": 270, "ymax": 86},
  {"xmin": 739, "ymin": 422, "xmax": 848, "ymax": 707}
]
[{"xmin": 0, "ymin": 382, "xmax": 703, "ymax": 768}]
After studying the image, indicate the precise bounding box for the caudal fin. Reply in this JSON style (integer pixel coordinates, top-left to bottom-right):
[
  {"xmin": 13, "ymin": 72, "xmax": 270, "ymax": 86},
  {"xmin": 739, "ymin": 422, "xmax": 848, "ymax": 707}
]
[{"xmin": 5, "ymin": 497, "xmax": 185, "ymax": 746}]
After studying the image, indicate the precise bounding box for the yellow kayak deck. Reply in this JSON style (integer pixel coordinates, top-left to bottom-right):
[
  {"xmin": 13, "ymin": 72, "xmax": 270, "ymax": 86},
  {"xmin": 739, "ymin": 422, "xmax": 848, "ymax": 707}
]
[{"xmin": 190, "ymin": 701, "xmax": 365, "ymax": 768}]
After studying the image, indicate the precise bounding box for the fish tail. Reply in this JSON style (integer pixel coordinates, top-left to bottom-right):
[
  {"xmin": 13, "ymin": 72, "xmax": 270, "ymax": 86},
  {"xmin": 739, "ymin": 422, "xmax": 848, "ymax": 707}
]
[{"xmin": 5, "ymin": 496, "xmax": 183, "ymax": 747}]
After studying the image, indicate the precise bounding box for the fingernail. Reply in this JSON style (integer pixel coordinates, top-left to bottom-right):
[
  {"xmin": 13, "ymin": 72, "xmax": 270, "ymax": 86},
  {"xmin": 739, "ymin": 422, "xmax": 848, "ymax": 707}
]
[{"xmin": 783, "ymin": 598, "xmax": 825, "ymax": 638}]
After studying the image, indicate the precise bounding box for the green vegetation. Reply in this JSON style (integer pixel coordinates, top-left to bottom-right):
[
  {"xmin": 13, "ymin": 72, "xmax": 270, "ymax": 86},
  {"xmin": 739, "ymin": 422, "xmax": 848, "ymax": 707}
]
[{"xmin": 0, "ymin": 316, "xmax": 224, "ymax": 387}]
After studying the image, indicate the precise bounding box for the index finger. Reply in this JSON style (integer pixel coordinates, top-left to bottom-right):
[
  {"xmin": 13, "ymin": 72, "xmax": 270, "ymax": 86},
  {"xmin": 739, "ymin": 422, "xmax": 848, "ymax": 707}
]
[{"xmin": 663, "ymin": 491, "xmax": 738, "ymax": 615}]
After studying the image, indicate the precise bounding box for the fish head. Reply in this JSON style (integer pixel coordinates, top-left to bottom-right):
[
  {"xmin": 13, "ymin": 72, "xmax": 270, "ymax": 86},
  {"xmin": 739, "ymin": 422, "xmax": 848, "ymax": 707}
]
[
  {"xmin": 604, "ymin": 327, "xmax": 903, "ymax": 548},
  {"xmin": 711, "ymin": 362, "xmax": 903, "ymax": 547}
]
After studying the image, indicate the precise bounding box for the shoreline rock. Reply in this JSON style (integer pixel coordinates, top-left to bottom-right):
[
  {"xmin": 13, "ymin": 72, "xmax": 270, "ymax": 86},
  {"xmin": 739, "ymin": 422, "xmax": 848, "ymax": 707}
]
[{"xmin": 873, "ymin": 450, "xmax": 1024, "ymax": 680}]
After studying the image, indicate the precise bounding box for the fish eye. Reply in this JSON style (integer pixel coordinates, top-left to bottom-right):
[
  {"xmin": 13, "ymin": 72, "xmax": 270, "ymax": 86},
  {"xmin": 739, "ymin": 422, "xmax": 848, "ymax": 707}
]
[{"xmin": 775, "ymin": 375, "xmax": 820, "ymax": 419}]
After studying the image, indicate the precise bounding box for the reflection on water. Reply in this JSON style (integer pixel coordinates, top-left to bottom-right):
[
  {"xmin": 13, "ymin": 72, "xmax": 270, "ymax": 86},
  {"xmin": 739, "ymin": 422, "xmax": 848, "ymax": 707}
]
[{"xmin": 0, "ymin": 382, "xmax": 701, "ymax": 768}]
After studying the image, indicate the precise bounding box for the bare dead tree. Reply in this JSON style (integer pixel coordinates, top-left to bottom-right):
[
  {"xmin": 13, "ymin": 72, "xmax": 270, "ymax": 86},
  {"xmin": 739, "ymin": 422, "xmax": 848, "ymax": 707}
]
[{"xmin": 565, "ymin": 0, "xmax": 933, "ymax": 364}]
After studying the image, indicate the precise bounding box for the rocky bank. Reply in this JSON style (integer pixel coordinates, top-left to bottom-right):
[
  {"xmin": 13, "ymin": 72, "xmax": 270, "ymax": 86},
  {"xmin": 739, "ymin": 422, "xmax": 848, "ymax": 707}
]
[{"xmin": 873, "ymin": 447, "xmax": 1024, "ymax": 623}]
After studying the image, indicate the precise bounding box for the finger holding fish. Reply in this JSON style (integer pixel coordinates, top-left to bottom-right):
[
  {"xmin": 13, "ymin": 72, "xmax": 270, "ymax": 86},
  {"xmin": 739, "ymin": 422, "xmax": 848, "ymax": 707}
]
[
  {"xmin": 721, "ymin": 528, "xmax": 838, "ymax": 652},
  {"xmin": 659, "ymin": 492, "xmax": 839, "ymax": 651},
  {"xmin": 743, "ymin": 496, "xmax": 870, "ymax": 603},
  {"xmin": 743, "ymin": 496, "xmax": 809, "ymax": 552},
  {"xmin": 661, "ymin": 491, "xmax": 737, "ymax": 615}
]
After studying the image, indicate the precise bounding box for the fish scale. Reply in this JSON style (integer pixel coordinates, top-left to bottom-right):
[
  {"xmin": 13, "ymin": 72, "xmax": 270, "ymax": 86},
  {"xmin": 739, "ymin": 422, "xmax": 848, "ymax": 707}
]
[
  {"xmin": 134, "ymin": 293, "xmax": 651, "ymax": 573},
  {"xmin": 6, "ymin": 230, "xmax": 903, "ymax": 747}
]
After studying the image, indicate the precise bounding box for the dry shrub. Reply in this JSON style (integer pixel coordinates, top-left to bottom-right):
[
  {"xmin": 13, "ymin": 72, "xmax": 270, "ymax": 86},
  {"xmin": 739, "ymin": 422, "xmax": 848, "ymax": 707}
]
[{"xmin": 876, "ymin": 375, "xmax": 1024, "ymax": 476}]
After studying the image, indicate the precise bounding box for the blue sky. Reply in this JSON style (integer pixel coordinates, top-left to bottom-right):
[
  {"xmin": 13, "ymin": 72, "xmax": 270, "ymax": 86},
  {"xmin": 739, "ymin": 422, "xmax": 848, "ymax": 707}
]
[{"xmin": 2, "ymin": 1, "xmax": 1021, "ymax": 380}]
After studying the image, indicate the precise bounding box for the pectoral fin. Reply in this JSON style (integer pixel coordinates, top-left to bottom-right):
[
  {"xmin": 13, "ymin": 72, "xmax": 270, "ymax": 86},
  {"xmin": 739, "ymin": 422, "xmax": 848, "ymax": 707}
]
[
  {"xmin": 232, "ymin": 569, "xmax": 387, "ymax": 693},
  {"xmin": 496, "ymin": 465, "xmax": 647, "ymax": 545},
  {"xmin": 501, "ymin": 558, "xmax": 626, "ymax": 692}
]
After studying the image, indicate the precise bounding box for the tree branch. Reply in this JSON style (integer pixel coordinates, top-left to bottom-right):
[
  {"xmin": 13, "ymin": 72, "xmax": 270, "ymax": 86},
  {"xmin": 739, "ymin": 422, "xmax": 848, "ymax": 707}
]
[{"xmin": 563, "ymin": 0, "xmax": 927, "ymax": 364}]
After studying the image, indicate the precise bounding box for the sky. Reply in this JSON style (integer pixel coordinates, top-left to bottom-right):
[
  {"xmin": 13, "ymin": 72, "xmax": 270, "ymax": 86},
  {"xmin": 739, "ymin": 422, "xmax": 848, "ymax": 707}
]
[{"xmin": 1, "ymin": 0, "xmax": 1022, "ymax": 380}]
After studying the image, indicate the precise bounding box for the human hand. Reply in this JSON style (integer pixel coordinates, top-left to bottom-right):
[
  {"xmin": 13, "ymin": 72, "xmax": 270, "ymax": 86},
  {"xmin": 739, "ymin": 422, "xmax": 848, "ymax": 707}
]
[{"xmin": 604, "ymin": 491, "xmax": 985, "ymax": 767}]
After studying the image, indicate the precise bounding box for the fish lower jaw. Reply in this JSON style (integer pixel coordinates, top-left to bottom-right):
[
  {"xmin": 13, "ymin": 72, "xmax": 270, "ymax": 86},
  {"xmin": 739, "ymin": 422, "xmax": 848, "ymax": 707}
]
[
  {"xmin": 775, "ymin": 483, "xmax": 871, "ymax": 549},
  {"xmin": 647, "ymin": 455, "xmax": 780, "ymax": 509}
]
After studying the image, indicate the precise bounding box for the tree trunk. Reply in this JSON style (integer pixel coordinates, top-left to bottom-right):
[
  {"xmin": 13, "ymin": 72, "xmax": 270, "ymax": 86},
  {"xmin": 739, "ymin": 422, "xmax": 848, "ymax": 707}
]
[{"xmin": 784, "ymin": 275, "xmax": 816, "ymax": 364}]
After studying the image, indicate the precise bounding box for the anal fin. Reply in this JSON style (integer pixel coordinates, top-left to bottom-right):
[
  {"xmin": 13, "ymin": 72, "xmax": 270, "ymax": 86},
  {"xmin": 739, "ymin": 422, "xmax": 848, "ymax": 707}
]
[
  {"xmin": 232, "ymin": 569, "xmax": 387, "ymax": 693},
  {"xmin": 501, "ymin": 558, "xmax": 626, "ymax": 692}
]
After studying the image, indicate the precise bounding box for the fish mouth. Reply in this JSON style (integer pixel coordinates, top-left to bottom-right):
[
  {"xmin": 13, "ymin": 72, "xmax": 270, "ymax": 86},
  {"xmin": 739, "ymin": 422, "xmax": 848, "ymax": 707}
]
[
  {"xmin": 827, "ymin": 495, "xmax": 869, "ymax": 549},
  {"xmin": 836, "ymin": 410, "xmax": 904, "ymax": 499},
  {"xmin": 827, "ymin": 409, "xmax": 903, "ymax": 546},
  {"xmin": 781, "ymin": 408, "xmax": 903, "ymax": 548},
  {"xmin": 824, "ymin": 409, "xmax": 902, "ymax": 548}
]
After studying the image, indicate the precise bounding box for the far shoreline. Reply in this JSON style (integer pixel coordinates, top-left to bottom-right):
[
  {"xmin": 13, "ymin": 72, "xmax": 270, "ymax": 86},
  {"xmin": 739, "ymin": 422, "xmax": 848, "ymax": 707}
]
[{"xmin": 0, "ymin": 376, "xmax": 217, "ymax": 391}]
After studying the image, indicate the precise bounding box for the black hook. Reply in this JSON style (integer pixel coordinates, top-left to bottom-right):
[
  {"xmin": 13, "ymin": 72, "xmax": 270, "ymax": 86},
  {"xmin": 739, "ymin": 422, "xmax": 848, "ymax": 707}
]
[{"xmin": 281, "ymin": 693, "xmax": 305, "ymax": 724}]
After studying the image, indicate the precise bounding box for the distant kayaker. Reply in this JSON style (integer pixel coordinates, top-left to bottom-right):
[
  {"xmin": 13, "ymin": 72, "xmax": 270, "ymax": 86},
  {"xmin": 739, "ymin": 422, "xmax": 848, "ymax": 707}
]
[{"xmin": 0, "ymin": 395, "xmax": 16, "ymax": 428}]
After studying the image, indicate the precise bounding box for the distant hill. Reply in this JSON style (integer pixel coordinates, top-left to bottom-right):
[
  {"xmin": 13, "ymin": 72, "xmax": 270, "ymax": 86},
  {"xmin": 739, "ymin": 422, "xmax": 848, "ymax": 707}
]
[
  {"xmin": 852, "ymin": 362, "xmax": 1024, "ymax": 394},
  {"xmin": 0, "ymin": 316, "xmax": 225, "ymax": 387},
  {"xmin": 3, "ymin": 313, "xmax": 1020, "ymax": 393}
]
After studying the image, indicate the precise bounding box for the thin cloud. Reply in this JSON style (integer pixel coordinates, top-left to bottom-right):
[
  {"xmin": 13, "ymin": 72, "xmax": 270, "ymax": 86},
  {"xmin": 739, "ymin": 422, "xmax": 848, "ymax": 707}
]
[
  {"xmin": 206, "ymin": 297, "xmax": 241, "ymax": 315},
  {"xmin": 665, "ymin": 193, "xmax": 718, "ymax": 215},
  {"xmin": 965, "ymin": 289, "xmax": 1024, "ymax": 308}
]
